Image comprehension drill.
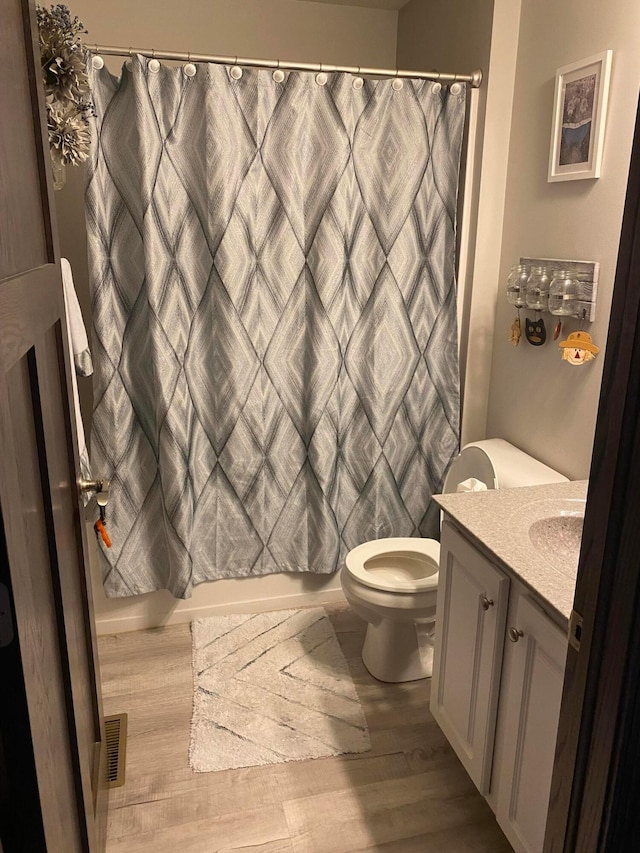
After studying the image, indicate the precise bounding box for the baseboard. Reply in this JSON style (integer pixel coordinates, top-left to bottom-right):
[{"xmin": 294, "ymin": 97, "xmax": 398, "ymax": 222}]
[{"xmin": 95, "ymin": 586, "xmax": 347, "ymax": 635}]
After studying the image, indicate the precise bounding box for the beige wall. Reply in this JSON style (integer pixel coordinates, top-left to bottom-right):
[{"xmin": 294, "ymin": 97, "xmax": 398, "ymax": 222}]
[
  {"xmin": 69, "ymin": 0, "xmax": 397, "ymax": 66},
  {"xmin": 397, "ymin": 0, "xmax": 494, "ymax": 72},
  {"xmin": 59, "ymin": 0, "xmax": 398, "ymax": 631},
  {"xmin": 397, "ymin": 0, "xmax": 523, "ymax": 448},
  {"xmin": 486, "ymin": 0, "xmax": 640, "ymax": 479}
]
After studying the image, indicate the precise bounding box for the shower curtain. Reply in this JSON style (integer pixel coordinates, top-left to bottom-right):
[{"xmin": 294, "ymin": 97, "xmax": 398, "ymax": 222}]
[{"xmin": 86, "ymin": 56, "xmax": 466, "ymax": 598}]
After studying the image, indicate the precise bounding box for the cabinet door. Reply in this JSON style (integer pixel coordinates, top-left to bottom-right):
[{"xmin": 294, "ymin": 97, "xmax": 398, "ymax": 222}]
[
  {"xmin": 494, "ymin": 594, "xmax": 567, "ymax": 853},
  {"xmin": 431, "ymin": 522, "xmax": 510, "ymax": 794}
]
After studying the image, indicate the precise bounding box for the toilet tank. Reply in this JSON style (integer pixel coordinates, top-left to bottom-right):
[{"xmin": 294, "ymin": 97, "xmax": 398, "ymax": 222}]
[{"xmin": 442, "ymin": 438, "xmax": 568, "ymax": 493}]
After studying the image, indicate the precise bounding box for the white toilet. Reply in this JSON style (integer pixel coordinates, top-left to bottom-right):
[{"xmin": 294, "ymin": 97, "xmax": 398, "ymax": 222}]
[{"xmin": 340, "ymin": 439, "xmax": 568, "ymax": 683}]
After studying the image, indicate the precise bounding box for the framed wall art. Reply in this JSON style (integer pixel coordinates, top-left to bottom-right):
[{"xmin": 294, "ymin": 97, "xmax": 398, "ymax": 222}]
[{"xmin": 548, "ymin": 50, "xmax": 613, "ymax": 182}]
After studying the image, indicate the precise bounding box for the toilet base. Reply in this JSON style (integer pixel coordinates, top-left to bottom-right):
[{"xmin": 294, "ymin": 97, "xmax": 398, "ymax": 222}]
[{"xmin": 361, "ymin": 618, "xmax": 434, "ymax": 683}]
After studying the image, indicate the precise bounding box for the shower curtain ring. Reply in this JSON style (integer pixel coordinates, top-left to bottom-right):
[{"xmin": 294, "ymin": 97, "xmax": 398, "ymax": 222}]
[
  {"xmin": 391, "ymin": 66, "xmax": 404, "ymax": 91},
  {"xmin": 128, "ymin": 46, "xmax": 133, "ymax": 57},
  {"xmin": 273, "ymin": 58, "xmax": 286, "ymax": 84},
  {"xmin": 152, "ymin": 47, "xmax": 156, "ymax": 58},
  {"xmin": 91, "ymin": 43, "xmax": 105, "ymax": 70}
]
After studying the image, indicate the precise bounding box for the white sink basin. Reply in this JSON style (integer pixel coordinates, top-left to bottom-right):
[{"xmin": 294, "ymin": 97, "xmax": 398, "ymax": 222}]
[{"xmin": 512, "ymin": 498, "xmax": 585, "ymax": 574}]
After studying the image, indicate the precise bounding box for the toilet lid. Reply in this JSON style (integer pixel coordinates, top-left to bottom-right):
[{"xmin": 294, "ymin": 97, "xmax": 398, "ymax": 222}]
[
  {"xmin": 442, "ymin": 445, "xmax": 497, "ymax": 493},
  {"xmin": 345, "ymin": 537, "xmax": 440, "ymax": 593}
]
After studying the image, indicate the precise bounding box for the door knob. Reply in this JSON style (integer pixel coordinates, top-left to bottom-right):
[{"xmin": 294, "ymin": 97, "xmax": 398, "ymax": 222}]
[
  {"xmin": 79, "ymin": 477, "xmax": 110, "ymax": 520},
  {"xmin": 481, "ymin": 595, "xmax": 494, "ymax": 611},
  {"xmin": 78, "ymin": 477, "xmax": 109, "ymax": 495},
  {"xmin": 508, "ymin": 627, "xmax": 524, "ymax": 643}
]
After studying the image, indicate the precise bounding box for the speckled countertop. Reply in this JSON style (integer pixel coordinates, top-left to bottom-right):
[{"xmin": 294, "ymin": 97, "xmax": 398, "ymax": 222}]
[{"xmin": 435, "ymin": 480, "xmax": 589, "ymax": 626}]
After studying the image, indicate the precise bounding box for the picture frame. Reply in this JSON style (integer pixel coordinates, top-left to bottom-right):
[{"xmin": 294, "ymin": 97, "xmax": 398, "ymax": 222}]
[{"xmin": 548, "ymin": 50, "xmax": 613, "ymax": 182}]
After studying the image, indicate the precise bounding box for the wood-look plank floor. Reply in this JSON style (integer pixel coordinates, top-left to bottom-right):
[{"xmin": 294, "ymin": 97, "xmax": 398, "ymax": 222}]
[{"xmin": 98, "ymin": 605, "xmax": 512, "ymax": 852}]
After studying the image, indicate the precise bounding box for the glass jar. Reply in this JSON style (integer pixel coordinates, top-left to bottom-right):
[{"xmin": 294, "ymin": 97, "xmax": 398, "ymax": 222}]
[
  {"xmin": 506, "ymin": 264, "xmax": 529, "ymax": 308},
  {"xmin": 548, "ymin": 270, "xmax": 580, "ymax": 316},
  {"xmin": 525, "ymin": 266, "xmax": 551, "ymax": 311}
]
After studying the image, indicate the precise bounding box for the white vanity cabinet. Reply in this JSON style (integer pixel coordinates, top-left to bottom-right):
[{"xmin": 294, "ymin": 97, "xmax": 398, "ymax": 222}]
[
  {"xmin": 492, "ymin": 592, "xmax": 567, "ymax": 853},
  {"xmin": 430, "ymin": 521, "xmax": 510, "ymax": 794},
  {"xmin": 431, "ymin": 520, "xmax": 568, "ymax": 853}
]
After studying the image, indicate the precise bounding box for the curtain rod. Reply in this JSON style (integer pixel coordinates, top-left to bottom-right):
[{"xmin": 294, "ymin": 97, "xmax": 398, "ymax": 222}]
[{"xmin": 90, "ymin": 44, "xmax": 483, "ymax": 88}]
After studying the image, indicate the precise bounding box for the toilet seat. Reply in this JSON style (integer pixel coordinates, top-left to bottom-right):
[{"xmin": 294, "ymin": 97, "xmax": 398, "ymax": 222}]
[
  {"xmin": 345, "ymin": 537, "xmax": 440, "ymax": 593},
  {"xmin": 341, "ymin": 442, "xmax": 569, "ymax": 683}
]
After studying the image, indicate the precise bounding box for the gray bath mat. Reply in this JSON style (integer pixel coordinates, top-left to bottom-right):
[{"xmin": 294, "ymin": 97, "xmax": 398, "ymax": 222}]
[{"xmin": 189, "ymin": 608, "xmax": 370, "ymax": 772}]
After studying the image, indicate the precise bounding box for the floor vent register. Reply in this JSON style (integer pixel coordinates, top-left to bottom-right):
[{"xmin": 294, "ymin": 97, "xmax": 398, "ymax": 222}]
[{"xmin": 104, "ymin": 713, "xmax": 128, "ymax": 788}]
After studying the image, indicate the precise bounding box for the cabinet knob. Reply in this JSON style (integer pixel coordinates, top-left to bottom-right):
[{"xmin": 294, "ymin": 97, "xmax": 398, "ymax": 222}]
[
  {"xmin": 508, "ymin": 627, "xmax": 525, "ymax": 643},
  {"xmin": 481, "ymin": 595, "xmax": 494, "ymax": 611}
]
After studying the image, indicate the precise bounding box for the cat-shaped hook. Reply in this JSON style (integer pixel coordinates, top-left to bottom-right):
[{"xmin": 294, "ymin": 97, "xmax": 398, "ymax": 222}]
[{"xmin": 525, "ymin": 317, "xmax": 546, "ymax": 346}]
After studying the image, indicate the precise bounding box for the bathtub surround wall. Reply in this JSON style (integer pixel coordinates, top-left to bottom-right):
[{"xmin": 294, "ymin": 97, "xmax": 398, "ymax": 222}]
[
  {"xmin": 86, "ymin": 520, "xmax": 346, "ymax": 633},
  {"xmin": 88, "ymin": 58, "xmax": 466, "ymax": 598}
]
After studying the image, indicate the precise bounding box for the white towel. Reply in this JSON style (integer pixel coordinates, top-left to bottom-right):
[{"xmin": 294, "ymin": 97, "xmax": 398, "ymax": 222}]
[
  {"xmin": 61, "ymin": 258, "xmax": 92, "ymax": 484},
  {"xmin": 61, "ymin": 258, "xmax": 93, "ymax": 377}
]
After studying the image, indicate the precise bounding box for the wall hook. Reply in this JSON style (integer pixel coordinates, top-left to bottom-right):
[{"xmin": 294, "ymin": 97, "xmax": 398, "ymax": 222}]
[{"xmin": 579, "ymin": 307, "xmax": 587, "ymax": 330}]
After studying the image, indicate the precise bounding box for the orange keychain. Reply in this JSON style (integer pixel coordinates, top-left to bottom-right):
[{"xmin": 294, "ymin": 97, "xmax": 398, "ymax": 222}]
[
  {"xmin": 94, "ymin": 481, "xmax": 111, "ymax": 547},
  {"xmin": 94, "ymin": 519, "xmax": 112, "ymax": 548}
]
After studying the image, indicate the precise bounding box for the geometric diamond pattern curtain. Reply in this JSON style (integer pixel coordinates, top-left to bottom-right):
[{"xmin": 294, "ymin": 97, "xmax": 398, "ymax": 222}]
[{"xmin": 86, "ymin": 57, "xmax": 466, "ymax": 599}]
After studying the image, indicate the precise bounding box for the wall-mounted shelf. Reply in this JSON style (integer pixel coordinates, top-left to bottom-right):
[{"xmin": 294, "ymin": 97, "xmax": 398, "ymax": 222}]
[{"xmin": 519, "ymin": 257, "xmax": 599, "ymax": 322}]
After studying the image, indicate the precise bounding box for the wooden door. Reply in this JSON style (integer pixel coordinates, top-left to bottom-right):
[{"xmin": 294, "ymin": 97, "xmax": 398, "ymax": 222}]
[
  {"xmin": 431, "ymin": 521, "xmax": 510, "ymax": 794},
  {"xmin": 0, "ymin": 1, "xmax": 107, "ymax": 850},
  {"xmin": 543, "ymin": 98, "xmax": 640, "ymax": 852},
  {"xmin": 495, "ymin": 594, "xmax": 567, "ymax": 853}
]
